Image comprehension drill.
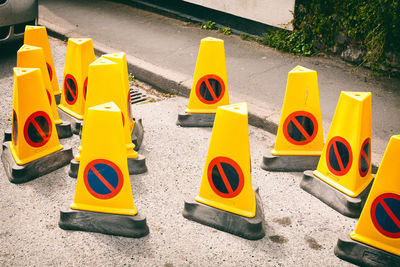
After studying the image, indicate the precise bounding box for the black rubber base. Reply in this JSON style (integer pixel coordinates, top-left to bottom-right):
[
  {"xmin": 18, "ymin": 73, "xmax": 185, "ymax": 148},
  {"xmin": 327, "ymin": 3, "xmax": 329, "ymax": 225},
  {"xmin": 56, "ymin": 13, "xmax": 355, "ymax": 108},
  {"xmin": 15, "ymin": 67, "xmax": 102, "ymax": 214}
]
[
  {"xmin": 176, "ymin": 112, "xmax": 215, "ymax": 127},
  {"xmin": 68, "ymin": 155, "xmax": 147, "ymax": 178},
  {"xmin": 183, "ymin": 188, "xmax": 265, "ymax": 240},
  {"xmin": 59, "ymin": 209, "xmax": 149, "ymax": 238},
  {"xmin": 300, "ymin": 170, "xmax": 373, "ymax": 218},
  {"xmin": 58, "ymin": 108, "xmax": 82, "ymax": 135},
  {"xmin": 56, "ymin": 121, "xmax": 73, "ymax": 139},
  {"xmin": 4, "ymin": 122, "xmax": 73, "ymax": 142},
  {"xmin": 335, "ymin": 236, "xmax": 400, "ymax": 267},
  {"xmin": 54, "ymin": 94, "xmax": 61, "ymax": 105},
  {"xmin": 132, "ymin": 118, "xmax": 144, "ymax": 151},
  {"xmin": 261, "ymin": 152, "xmax": 320, "ymax": 172},
  {"xmin": 1, "ymin": 141, "xmax": 73, "ymax": 184}
]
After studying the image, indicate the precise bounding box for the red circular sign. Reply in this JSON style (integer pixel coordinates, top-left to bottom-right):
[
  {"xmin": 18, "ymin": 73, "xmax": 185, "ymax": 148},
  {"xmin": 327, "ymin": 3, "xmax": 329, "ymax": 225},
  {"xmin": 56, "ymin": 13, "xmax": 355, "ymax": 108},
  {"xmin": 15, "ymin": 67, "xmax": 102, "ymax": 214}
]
[
  {"xmin": 283, "ymin": 111, "xmax": 318, "ymax": 145},
  {"xmin": 207, "ymin": 157, "xmax": 244, "ymax": 198},
  {"xmin": 12, "ymin": 110, "xmax": 17, "ymax": 146},
  {"xmin": 23, "ymin": 111, "xmax": 52, "ymax": 147},
  {"xmin": 84, "ymin": 159, "xmax": 124, "ymax": 200},
  {"xmin": 370, "ymin": 193, "xmax": 400, "ymax": 238},
  {"xmin": 46, "ymin": 62, "xmax": 53, "ymax": 81},
  {"xmin": 326, "ymin": 136, "xmax": 353, "ymax": 176},
  {"xmin": 46, "ymin": 90, "xmax": 52, "ymax": 106},
  {"xmin": 63, "ymin": 74, "xmax": 78, "ymax": 105},
  {"xmin": 83, "ymin": 77, "xmax": 88, "ymax": 101},
  {"xmin": 195, "ymin": 74, "xmax": 225, "ymax": 104},
  {"xmin": 359, "ymin": 138, "xmax": 371, "ymax": 177}
]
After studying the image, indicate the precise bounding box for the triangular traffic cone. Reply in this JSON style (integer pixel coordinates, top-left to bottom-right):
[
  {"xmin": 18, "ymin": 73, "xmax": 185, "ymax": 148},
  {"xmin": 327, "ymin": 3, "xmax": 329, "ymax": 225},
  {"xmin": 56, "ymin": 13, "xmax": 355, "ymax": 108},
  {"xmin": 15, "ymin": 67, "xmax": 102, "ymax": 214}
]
[
  {"xmin": 59, "ymin": 102, "xmax": 149, "ymax": 238},
  {"xmin": 261, "ymin": 66, "xmax": 324, "ymax": 172},
  {"xmin": 58, "ymin": 38, "xmax": 95, "ymax": 134},
  {"xmin": 177, "ymin": 37, "xmax": 229, "ymax": 127},
  {"xmin": 102, "ymin": 52, "xmax": 144, "ymax": 150},
  {"xmin": 1, "ymin": 68, "xmax": 73, "ymax": 183},
  {"xmin": 183, "ymin": 103, "xmax": 265, "ymax": 240},
  {"xmin": 335, "ymin": 135, "xmax": 400, "ymax": 265},
  {"xmin": 16, "ymin": 44, "xmax": 72, "ymax": 138},
  {"xmin": 24, "ymin": 26, "xmax": 61, "ymax": 103},
  {"xmin": 301, "ymin": 91, "xmax": 374, "ymax": 218},
  {"xmin": 69, "ymin": 57, "xmax": 146, "ymax": 178}
]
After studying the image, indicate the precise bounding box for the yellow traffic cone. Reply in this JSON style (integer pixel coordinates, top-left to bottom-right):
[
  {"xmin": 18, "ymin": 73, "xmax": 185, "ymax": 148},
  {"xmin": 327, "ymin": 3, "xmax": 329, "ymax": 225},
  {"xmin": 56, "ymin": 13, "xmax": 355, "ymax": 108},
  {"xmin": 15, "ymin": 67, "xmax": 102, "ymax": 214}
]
[
  {"xmin": 335, "ymin": 135, "xmax": 400, "ymax": 265},
  {"xmin": 58, "ymin": 38, "xmax": 95, "ymax": 134},
  {"xmin": 59, "ymin": 102, "xmax": 149, "ymax": 238},
  {"xmin": 24, "ymin": 26, "xmax": 61, "ymax": 103},
  {"xmin": 301, "ymin": 91, "xmax": 374, "ymax": 218},
  {"xmin": 1, "ymin": 68, "xmax": 72, "ymax": 183},
  {"xmin": 261, "ymin": 66, "xmax": 324, "ymax": 172},
  {"xmin": 183, "ymin": 103, "xmax": 265, "ymax": 240},
  {"xmin": 102, "ymin": 52, "xmax": 144, "ymax": 150},
  {"xmin": 16, "ymin": 44, "xmax": 72, "ymax": 138},
  {"xmin": 177, "ymin": 37, "xmax": 229, "ymax": 127},
  {"xmin": 68, "ymin": 57, "xmax": 146, "ymax": 178}
]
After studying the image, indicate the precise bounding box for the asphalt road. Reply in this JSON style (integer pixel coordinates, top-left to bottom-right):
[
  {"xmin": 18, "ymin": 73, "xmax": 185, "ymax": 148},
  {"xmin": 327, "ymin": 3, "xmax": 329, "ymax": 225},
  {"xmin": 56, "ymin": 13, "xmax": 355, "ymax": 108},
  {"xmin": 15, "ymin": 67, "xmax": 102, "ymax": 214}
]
[
  {"xmin": 0, "ymin": 37, "xmax": 358, "ymax": 266},
  {"xmin": 38, "ymin": 0, "xmax": 400, "ymax": 168}
]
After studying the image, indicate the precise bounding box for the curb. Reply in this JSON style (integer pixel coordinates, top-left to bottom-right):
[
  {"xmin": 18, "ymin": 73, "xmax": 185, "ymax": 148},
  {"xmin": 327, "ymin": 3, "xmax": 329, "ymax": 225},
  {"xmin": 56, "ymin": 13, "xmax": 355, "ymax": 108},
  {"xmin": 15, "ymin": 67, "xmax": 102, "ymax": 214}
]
[
  {"xmin": 41, "ymin": 19, "xmax": 379, "ymax": 173},
  {"xmin": 41, "ymin": 19, "xmax": 279, "ymax": 135}
]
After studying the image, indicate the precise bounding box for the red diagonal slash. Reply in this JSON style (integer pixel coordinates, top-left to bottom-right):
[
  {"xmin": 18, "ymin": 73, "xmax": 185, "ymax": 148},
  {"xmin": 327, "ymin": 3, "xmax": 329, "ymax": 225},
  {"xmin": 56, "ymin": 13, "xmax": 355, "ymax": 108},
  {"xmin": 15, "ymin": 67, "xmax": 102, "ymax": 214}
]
[
  {"xmin": 90, "ymin": 166, "xmax": 116, "ymax": 193},
  {"xmin": 333, "ymin": 141, "xmax": 345, "ymax": 171},
  {"xmin": 380, "ymin": 199, "xmax": 400, "ymax": 229},
  {"xmin": 361, "ymin": 149, "xmax": 370, "ymax": 167},
  {"xmin": 216, "ymin": 161, "xmax": 234, "ymax": 194},
  {"xmin": 32, "ymin": 117, "xmax": 50, "ymax": 141},
  {"xmin": 204, "ymin": 79, "xmax": 218, "ymax": 101},
  {"xmin": 291, "ymin": 117, "xmax": 312, "ymax": 141},
  {"xmin": 66, "ymin": 79, "xmax": 76, "ymax": 99}
]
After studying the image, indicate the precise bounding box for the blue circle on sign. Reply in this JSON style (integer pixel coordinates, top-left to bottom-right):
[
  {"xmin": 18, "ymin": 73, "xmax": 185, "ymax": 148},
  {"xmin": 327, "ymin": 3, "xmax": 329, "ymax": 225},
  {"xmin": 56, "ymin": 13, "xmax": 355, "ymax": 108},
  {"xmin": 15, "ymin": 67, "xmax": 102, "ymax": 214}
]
[
  {"xmin": 84, "ymin": 159, "xmax": 124, "ymax": 199},
  {"xmin": 371, "ymin": 193, "xmax": 400, "ymax": 238}
]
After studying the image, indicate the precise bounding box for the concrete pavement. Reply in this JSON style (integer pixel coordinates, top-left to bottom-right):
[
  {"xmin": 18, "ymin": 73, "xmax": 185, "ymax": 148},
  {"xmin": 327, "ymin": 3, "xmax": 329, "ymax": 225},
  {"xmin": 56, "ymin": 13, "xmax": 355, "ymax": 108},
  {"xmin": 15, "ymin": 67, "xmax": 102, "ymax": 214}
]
[
  {"xmin": 0, "ymin": 38, "xmax": 356, "ymax": 266},
  {"xmin": 37, "ymin": 0, "xmax": 400, "ymax": 164}
]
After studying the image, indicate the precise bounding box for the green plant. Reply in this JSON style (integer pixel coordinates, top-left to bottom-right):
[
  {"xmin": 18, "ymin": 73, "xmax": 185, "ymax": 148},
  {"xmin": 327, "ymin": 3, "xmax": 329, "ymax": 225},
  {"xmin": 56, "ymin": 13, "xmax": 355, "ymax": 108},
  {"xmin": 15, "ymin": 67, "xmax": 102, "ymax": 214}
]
[
  {"xmin": 219, "ymin": 27, "xmax": 232, "ymax": 35},
  {"xmin": 128, "ymin": 73, "xmax": 136, "ymax": 83},
  {"xmin": 201, "ymin": 20, "xmax": 216, "ymax": 30}
]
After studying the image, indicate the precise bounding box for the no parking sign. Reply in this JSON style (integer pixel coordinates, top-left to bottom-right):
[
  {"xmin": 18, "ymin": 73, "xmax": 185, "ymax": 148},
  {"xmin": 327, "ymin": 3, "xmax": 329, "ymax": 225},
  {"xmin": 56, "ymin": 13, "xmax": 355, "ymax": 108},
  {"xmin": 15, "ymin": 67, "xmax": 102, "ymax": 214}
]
[{"xmin": 84, "ymin": 159, "xmax": 124, "ymax": 200}]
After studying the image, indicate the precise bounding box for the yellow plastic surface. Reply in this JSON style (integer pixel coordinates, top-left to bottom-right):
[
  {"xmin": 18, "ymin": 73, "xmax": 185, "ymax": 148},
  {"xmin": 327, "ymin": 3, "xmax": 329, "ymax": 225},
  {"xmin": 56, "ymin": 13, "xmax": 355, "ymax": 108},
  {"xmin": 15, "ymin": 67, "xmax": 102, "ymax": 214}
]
[
  {"xmin": 58, "ymin": 38, "xmax": 95, "ymax": 120},
  {"xmin": 24, "ymin": 26, "xmax": 60, "ymax": 96},
  {"xmin": 71, "ymin": 102, "xmax": 137, "ymax": 216},
  {"xmin": 102, "ymin": 52, "xmax": 135, "ymax": 133},
  {"xmin": 10, "ymin": 68, "xmax": 63, "ymax": 165},
  {"xmin": 272, "ymin": 66, "xmax": 324, "ymax": 156},
  {"xmin": 195, "ymin": 103, "xmax": 256, "ymax": 218},
  {"xmin": 17, "ymin": 44, "xmax": 62, "ymax": 125},
  {"xmin": 83, "ymin": 57, "xmax": 137, "ymax": 158},
  {"xmin": 186, "ymin": 37, "xmax": 229, "ymax": 114},
  {"xmin": 313, "ymin": 91, "xmax": 373, "ymax": 197},
  {"xmin": 350, "ymin": 135, "xmax": 400, "ymax": 256}
]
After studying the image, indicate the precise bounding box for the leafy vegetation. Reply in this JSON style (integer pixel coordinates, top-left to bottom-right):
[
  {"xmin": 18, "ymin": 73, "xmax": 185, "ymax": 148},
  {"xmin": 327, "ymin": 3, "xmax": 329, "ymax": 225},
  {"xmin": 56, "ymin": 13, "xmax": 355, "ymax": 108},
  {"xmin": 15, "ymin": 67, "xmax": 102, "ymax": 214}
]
[
  {"xmin": 201, "ymin": 20, "xmax": 216, "ymax": 30},
  {"xmin": 260, "ymin": 0, "xmax": 400, "ymax": 75}
]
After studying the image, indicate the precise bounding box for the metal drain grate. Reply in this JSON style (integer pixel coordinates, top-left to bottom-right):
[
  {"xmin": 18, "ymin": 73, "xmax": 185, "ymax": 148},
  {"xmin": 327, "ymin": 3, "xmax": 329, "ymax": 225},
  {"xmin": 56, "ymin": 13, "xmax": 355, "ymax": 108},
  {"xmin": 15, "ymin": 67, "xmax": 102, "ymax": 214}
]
[{"xmin": 130, "ymin": 86, "xmax": 150, "ymax": 104}]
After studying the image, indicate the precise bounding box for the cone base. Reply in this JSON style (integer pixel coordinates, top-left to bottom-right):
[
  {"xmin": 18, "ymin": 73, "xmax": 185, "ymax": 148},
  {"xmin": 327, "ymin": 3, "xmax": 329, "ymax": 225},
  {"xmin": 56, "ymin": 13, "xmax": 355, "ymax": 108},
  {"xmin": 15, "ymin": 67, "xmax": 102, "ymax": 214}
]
[
  {"xmin": 261, "ymin": 152, "xmax": 320, "ymax": 172},
  {"xmin": 59, "ymin": 209, "xmax": 149, "ymax": 238},
  {"xmin": 68, "ymin": 155, "xmax": 147, "ymax": 178},
  {"xmin": 68, "ymin": 158, "xmax": 80, "ymax": 178},
  {"xmin": 3, "ymin": 130, "xmax": 11, "ymax": 143},
  {"xmin": 176, "ymin": 112, "xmax": 215, "ymax": 127},
  {"xmin": 334, "ymin": 236, "xmax": 400, "ymax": 266},
  {"xmin": 132, "ymin": 118, "xmax": 144, "ymax": 151},
  {"xmin": 1, "ymin": 141, "xmax": 73, "ymax": 184},
  {"xmin": 56, "ymin": 121, "xmax": 73, "ymax": 139},
  {"xmin": 183, "ymin": 187, "xmax": 265, "ymax": 240},
  {"xmin": 58, "ymin": 107, "xmax": 82, "ymax": 135},
  {"xmin": 300, "ymin": 170, "xmax": 373, "ymax": 218},
  {"xmin": 54, "ymin": 94, "xmax": 61, "ymax": 105}
]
